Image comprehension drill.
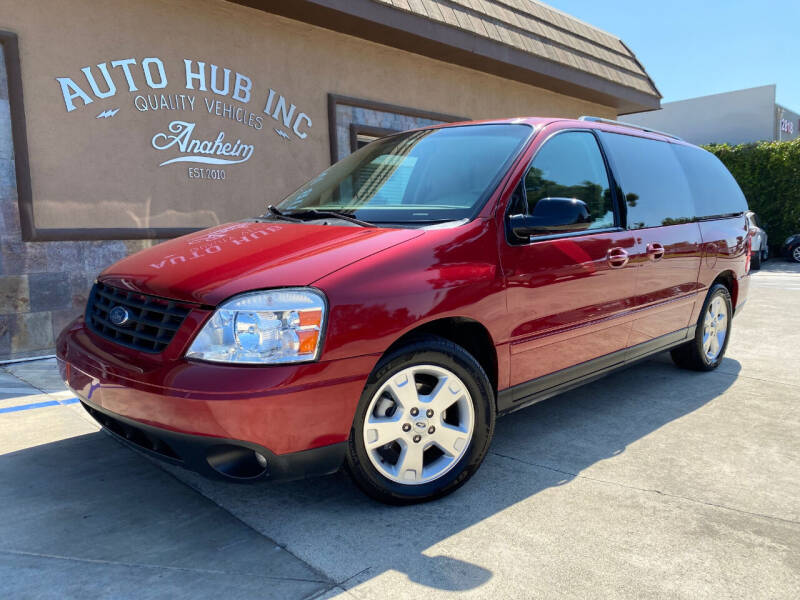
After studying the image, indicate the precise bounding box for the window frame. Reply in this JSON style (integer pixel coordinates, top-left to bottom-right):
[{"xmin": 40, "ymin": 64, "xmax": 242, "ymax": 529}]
[
  {"xmin": 504, "ymin": 128, "xmax": 625, "ymax": 246},
  {"xmin": 348, "ymin": 124, "xmax": 399, "ymax": 154},
  {"xmin": 1, "ymin": 31, "xmax": 37, "ymax": 241},
  {"xmin": 328, "ymin": 93, "xmax": 467, "ymax": 164}
]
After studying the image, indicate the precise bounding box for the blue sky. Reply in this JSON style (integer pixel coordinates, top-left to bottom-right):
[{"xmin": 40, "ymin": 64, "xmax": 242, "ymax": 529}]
[{"xmin": 544, "ymin": 0, "xmax": 800, "ymax": 109}]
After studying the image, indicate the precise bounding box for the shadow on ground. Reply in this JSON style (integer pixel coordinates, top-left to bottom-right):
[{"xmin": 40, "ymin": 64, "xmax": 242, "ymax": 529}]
[
  {"xmin": 0, "ymin": 353, "xmax": 744, "ymax": 595},
  {"xmin": 0, "ymin": 357, "xmax": 740, "ymax": 597},
  {"xmin": 0, "ymin": 426, "xmax": 330, "ymax": 599},
  {"xmin": 231, "ymin": 355, "xmax": 743, "ymax": 591}
]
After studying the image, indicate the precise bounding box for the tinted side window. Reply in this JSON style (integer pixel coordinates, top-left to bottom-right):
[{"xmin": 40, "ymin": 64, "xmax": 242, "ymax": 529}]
[
  {"xmin": 599, "ymin": 132, "xmax": 694, "ymax": 229},
  {"xmin": 672, "ymin": 144, "xmax": 748, "ymax": 218},
  {"xmin": 523, "ymin": 131, "xmax": 615, "ymax": 231}
]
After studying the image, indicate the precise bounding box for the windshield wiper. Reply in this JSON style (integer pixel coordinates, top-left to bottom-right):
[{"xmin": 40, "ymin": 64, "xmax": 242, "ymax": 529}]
[
  {"xmin": 286, "ymin": 209, "xmax": 376, "ymax": 228},
  {"xmin": 265, "ymin": 204, "xmax": 303, "ymax": 222}
]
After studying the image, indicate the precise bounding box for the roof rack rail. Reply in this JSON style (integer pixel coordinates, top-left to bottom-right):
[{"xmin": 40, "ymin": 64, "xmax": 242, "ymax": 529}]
[{"xmin": 578, "ymin": 116, "xmax": 683, "ymax": 141}]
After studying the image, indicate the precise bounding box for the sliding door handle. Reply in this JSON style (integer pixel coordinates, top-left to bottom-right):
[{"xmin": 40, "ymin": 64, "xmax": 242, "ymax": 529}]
[
  {"xmin": 607, "ymin": 247, "xmax": 629, "ymax": 268},
  {"xmin": 646, "ymin": 242, "xmax": 665, "ymax": 261}
]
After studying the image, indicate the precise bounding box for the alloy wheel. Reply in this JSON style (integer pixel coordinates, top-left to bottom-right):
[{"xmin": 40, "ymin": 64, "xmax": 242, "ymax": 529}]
[
  {"xmin": 702, "ymin": 295, "xmax": 728, "ymax": 361},
  {"xmin": 362, "ymin": 364, "xmax": 475, "ymax": 485}
]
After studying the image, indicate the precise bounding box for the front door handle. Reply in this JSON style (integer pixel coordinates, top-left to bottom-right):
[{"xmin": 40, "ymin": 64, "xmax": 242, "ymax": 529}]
[
  {"xmin": 646, "ymin": 242, "xmax": 665, "ymax": 261},
  {"xmin": 607, "ymin": 247, "xmax": 629, "ymax": 268}
]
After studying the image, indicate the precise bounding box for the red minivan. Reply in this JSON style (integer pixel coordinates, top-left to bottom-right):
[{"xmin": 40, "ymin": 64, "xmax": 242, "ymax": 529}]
[{"xmin": 57, "ymin": 117, "xmax": 751, "ymax": 503}]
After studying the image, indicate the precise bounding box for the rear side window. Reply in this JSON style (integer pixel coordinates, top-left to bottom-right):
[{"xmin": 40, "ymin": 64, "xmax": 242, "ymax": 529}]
[
  {"xmin": 523, "ymin": 131, "xmax": 615, "ymax": 231},
  {"xmin": 599, "ymin": 132, "xmax": 694, "ymax": 229},
  {"xmin": 671, "ymin": 144, "xmax": 748, "ymax": 218}
]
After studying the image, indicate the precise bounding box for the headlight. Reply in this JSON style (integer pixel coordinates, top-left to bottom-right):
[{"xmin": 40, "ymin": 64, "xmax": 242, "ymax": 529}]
[{"xmin": 186, "ymin": 288, "xmax": 326, "ymax": 364}]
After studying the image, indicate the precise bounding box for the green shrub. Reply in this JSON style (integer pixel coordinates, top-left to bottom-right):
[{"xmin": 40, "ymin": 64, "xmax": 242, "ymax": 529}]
[{"xmin": 704, "ymin": 139, "xmax": 800, "ymax": 251}]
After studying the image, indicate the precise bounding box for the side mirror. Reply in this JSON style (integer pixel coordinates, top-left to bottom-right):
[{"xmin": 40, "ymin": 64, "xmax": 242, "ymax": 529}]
[{"xmin": 509, "ymin": 197, "xmax": 592, "ymax": 238}]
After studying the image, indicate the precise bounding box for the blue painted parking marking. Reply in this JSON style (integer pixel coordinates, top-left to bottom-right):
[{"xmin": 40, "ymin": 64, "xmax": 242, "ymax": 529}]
[{"xmin": 0, "ymin": 397, "xmax": 80, "ymax": 414}]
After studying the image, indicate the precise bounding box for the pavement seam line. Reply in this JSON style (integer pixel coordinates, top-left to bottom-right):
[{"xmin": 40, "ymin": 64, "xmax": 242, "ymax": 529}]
[
  {"xmin": 0, "ymin": 367, "xmax": 58, "ymax": 397},
  {"xmin": 723, "ymin": 372, "xmax": 800, "ymax": 390},
  {"xmin": 0, "ymin": 548, "xmax": 329, "ymax": 583},
  {"xmin": 335, "ymin": 566, "xmax": 373, "ymax": 588},
  {"xmin": 312, "ymin": 566, "xmax": 373, "ymax": 600},
  {"xmin": 304, "ymin": 583, "xmax": 360, "ymax": 600},
  {"xmin": 489, "ymin": 451, "xmax": 800, "ymax": 526}
]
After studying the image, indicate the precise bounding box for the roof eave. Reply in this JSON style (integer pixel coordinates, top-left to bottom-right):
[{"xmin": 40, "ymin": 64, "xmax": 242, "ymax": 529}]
[{"xmin": 229, "ymin": 0, "xmax": 661, "ymax": 114}]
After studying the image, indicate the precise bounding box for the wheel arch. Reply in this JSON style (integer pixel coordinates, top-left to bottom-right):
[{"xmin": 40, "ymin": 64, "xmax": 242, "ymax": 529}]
[
  {"xmin": 384, "ymin": 317, "xmax": 499, "ymax": 395},
  {"xmin": 711, "ymin": 270, "xmax": 738, "ymax": 310}
]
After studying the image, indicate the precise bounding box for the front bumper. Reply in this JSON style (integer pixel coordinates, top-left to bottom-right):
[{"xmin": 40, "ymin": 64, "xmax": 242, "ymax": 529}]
[
  {"xmin": 58, "ymin": 317, "xmax": 380, "ymax": 482},
  {"xmin": 78, "ymin": 396, "xmax": 346, "ymax": 481}
]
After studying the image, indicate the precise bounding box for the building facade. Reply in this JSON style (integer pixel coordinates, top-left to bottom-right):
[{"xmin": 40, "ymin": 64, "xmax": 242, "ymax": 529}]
[
  {"xmin": 0, "ymin": 0, "xmax": 659, "ymax": 360},
  {"xmin": 625, "ymin": 84, "xmax": 799, "ymax": 146}
]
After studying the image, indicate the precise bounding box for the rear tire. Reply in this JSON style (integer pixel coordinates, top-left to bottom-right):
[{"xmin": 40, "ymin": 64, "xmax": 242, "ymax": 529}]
[
  {"xmin": 671, "ymin": 284, "xmax": 732, "ymax": 371},
  {"xmin": 751, "ymin": 249, "xmax": 761, "ymax": 270},
  {"xmin": 345, "ymin": 335, "xmax": 495, "ymax": 504},
  {"xmin": 791, "ymin": 245, "xmax": 800, "ymax": 263}
]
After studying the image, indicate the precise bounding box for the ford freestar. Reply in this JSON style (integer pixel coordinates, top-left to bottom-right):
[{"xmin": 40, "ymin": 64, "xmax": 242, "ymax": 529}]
[{"xmin": 57, "ymin": 117, "xmax": 751, "ymax": 504}]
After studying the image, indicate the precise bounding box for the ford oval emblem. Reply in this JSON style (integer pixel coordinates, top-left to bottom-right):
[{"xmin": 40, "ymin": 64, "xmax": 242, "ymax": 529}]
[{"xmin": 109, "ymin": 305, "xmax": 130, "ymax": 326}]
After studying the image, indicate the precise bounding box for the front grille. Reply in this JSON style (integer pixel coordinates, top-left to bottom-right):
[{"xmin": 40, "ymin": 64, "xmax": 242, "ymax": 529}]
[{"xmin": 86, "ymin": 282, "xmax": 191, "ymax": 353}]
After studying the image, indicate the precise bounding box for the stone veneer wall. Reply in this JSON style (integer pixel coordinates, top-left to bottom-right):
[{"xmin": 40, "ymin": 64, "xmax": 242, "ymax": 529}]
[{"xmin": 0, "ymin": 44, "xmax": 152, "ymax": 360}]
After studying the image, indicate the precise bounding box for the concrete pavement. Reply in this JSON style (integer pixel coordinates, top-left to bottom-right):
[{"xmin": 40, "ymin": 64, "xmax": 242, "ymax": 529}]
[
  {"xmin": 1, "ymin": 260, "xmax": 798, "ymax": 599},
  {"xmin": 0, "ymin": 362, "xmax": 330, "ymax": 599}
]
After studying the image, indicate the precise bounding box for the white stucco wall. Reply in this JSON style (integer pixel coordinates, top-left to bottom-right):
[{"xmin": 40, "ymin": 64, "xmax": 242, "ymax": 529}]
[
  {"xmin": 776, "ymin": 104, "xmax": 800, "ymax": 142},
  {"xmin": 625, "ymin": 85, "xmax": 782, "ymax": 145}
]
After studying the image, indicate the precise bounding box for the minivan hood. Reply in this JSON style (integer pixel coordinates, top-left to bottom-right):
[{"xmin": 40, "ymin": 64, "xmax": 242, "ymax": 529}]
[{"xmin": 99, "ymin": 221, "xmax": 424, "ymax": 305}]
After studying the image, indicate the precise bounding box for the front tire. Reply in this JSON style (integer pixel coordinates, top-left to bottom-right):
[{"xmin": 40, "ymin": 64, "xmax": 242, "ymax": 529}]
[
  {"xmin": 671, "ymin": 284, "xmax": 732, "ymax": 371},
  {"xmin": 791, "ymin": 245, "xmax": 800, "ymax": 264},
  {"xmin": 345, "ymin": 335, "xmax": 495, "ymax": 504}
]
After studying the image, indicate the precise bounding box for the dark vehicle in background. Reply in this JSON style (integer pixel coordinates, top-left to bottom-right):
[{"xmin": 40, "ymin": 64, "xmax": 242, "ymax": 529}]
[
  {"xmin": 57, "ymin": 116, "xmax": 751, "ymax": 504},
  {"xmin": 745, "ymin": 211, "xmax": 768, "ymax": 269},
  {"xmin": 783, "ymin": 233, "xmax": 800, "ymax": 263}
]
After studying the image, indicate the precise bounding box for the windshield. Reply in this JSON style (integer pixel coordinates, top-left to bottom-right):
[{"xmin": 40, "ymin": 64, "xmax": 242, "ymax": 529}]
[{"xmin": 274, "ymin": 123, "xmax": 533, "ymax": 225}]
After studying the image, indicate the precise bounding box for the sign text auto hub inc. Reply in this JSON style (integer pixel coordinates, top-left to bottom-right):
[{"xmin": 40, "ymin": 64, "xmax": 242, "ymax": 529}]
[{"xmin": 56, "ymin": 57, "xmax": 313, "ymax": 181}]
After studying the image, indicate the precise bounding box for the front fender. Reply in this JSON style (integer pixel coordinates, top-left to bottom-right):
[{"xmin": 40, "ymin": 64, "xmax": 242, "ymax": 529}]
[{"xmin": 314, "ymin": 220, "xmax": 506, "ymax": 362}]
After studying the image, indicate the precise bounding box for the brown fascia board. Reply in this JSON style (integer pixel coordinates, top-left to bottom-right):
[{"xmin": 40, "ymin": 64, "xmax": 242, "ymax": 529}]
[{"xmin": 229, "ymin": 0, "xmax": 661, "ymax": 114}]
